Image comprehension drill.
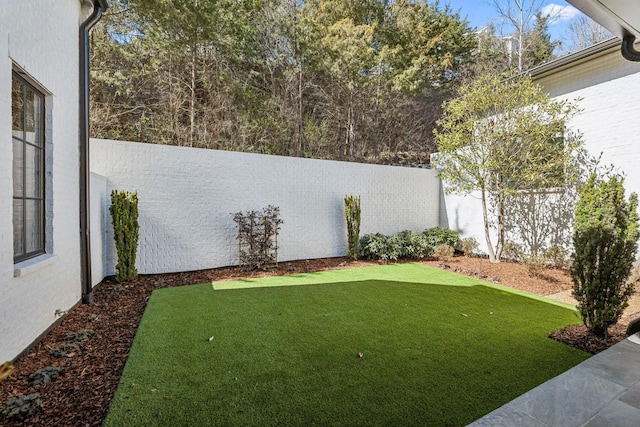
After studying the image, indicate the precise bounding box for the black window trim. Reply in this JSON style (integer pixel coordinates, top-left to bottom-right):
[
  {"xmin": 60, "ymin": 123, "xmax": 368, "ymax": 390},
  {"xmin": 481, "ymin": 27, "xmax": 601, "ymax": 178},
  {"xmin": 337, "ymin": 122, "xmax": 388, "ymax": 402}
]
[{"xmin": 12, "ymin": 71, "xmax": 46, "ymax": 264}]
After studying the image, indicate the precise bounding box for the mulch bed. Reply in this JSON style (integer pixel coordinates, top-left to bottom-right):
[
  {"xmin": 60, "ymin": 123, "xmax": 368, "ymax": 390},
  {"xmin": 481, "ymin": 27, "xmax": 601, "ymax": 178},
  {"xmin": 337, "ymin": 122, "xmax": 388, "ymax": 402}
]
[
  {"xmin": 0, "ymin": 256, "xmax": 633, "ymax": 426},
  {"xmin": 548, "ymin": 324, "xmax": 628, "ymax": 355}
]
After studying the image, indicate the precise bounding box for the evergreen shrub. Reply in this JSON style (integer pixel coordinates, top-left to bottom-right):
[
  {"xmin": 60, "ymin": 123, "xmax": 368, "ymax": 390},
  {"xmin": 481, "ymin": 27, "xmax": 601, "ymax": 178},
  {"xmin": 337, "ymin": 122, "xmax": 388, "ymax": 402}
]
[
  {"xmin": 571, "ymin": 174, "xmax": 640, "ymax": 337},
  {"xmin": 359, "ymin": 230, "xmax": 432, "ymax": 261},
  {"xmin": 109, "ymin": 190, "xmax": 139, "ymax": 282},
  {"xmin": 423, "ymin": 227, "xmax": 459, "ymax": 249},
  {"xmin": 344, "ymin": 195, "xmax": 361, "ymax": 260}
]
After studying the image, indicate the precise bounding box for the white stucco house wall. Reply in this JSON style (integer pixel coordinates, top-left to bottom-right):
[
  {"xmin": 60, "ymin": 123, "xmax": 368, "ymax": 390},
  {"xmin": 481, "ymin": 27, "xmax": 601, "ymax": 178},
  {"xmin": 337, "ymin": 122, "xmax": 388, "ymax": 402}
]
[
  {"xmin": 439, "ymin": 38, "xmax": 640, "ymax": 256},
  {"xmin": 0, "ymin": 0, "xmax": 107, "ymax": 363}
]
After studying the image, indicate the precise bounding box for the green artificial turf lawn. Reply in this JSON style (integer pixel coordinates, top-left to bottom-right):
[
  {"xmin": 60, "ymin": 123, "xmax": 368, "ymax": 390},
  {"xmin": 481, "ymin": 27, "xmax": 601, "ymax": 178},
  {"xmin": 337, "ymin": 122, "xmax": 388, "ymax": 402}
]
[{"xmin": 105, "ymin": 264, "xmax": 589, "ymax": 427}]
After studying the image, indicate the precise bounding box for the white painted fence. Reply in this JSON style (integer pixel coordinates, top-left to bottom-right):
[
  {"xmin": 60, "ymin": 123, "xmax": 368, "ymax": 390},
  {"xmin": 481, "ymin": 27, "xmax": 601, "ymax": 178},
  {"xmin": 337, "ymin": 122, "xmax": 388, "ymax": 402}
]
[{"xmin": 90, "ymin": 139, "xmax": 441, "ymax": 278}]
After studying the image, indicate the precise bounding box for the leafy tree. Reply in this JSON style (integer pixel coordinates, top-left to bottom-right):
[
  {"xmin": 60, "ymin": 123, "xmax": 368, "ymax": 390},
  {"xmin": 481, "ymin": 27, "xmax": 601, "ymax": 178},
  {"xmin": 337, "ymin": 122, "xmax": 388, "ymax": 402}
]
[
  {"xmin": 462, "ymin": 24, "xmax": 513, "ymax": 79},
  {"xmin": 433, "ymin": 74, "xmax": 583, "ymax": 262},
  {"xmin": 525, "ymin": 13, "xmax": 558, "ymax": 67},
  {"xmin": 380, "ymin": 0, "xmax": 476, "ymax": 94},
  {"xmin": 300, "ymin": 0, "xmax": 475, "ymax": 160},
  {"xmin": 90, "ymin": 0, "xmax": 475, "ymax": 164},
  {"xmin": 571, "ymin": 174, "xmax": 639, "ymax": 338}
]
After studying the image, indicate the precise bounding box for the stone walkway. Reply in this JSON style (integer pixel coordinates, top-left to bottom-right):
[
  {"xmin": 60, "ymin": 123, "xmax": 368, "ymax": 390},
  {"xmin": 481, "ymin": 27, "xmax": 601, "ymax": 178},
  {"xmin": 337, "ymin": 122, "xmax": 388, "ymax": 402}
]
[{"xmin": 468, "ymin": 335, "xmax": 640, "ymax": 426}]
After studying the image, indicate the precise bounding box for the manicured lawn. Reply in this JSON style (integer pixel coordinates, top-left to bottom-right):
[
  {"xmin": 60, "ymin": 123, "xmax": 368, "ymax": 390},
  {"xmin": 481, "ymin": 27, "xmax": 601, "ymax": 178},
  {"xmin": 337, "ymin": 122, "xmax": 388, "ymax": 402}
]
[{"xmin": 105, "ymin": 264, "xmax": 589, "ymax": 426}]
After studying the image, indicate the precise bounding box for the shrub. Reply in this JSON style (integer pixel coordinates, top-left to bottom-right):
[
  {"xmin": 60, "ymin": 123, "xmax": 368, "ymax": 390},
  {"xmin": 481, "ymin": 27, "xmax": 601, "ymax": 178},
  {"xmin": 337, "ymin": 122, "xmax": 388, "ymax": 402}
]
[
  {"xmin": 423, "ymin": 227, "xmax": 459, "ymax": 249},
  {"xmin": 109, "ymin": 190, "xmax": 139, "ymax": 282},
  {"xmin": 522, "ymin": 254, "xmax": 546, "ymax": 277},
  {"xmin": 571, "ymin": 174, "xmax": 640, "ymax": 338},
  {"xmin": 433, "ymin": 244, "xmax": 454, "ymax": 261},
  {"xmin": 360, "ymin": 233, "xmax": 400, "ymax": 261},
  {"xmin": 233, "ymin": 206, "xmax": 283, "ymax": 271},
  {"xmin": 459, "ymin": 237, "xmax": 479, "ymax": 256},
  {"xmin": 344, "ymin": 195, "xmax": 361, "ymax": 260},
  {"xmin": 501, "ymin": 241, "xmax": 523, "ymax": 262},
  {"xmin": 542, "ymin": 244, "xmax": 570, "ymax": 269},
  {"xmin": 400, "ymin": 231, "xmax": 432, "ymax": 259},
  {"xmin": 0, "ymin": 362, "xmax": 14, "ymax": 382},
  {"xmin": 359, "ymin": 231, "xmax": 432, "ymax": 261}
]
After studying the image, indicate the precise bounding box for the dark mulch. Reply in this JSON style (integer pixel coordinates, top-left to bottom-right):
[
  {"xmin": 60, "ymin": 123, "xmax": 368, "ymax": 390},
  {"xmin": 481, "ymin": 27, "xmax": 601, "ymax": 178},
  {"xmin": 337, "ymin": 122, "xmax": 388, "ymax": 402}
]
[
  {"xmin": 0, "ymin": 256, "xmax": 633, "ymax": 426},
  {"xmin": 548, "ymin": 324, "xmax": 628, "ymax": 355}
]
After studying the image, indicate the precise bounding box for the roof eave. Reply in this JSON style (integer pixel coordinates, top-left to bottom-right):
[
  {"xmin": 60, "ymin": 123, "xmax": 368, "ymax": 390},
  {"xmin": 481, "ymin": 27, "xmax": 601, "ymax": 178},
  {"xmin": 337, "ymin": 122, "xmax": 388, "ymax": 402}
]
[
  {"xmin": 527, "ymin": 37, "xmax": 621, "ymax": 79},
  {"xmin": 565, "ymin": 0, "xmax": 640, "ymax": 39}
]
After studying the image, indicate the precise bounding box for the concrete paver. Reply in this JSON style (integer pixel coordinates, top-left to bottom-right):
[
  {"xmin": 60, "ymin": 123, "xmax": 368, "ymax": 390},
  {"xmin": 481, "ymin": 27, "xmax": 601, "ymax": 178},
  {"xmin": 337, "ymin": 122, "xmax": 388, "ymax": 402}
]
[{"xmin": 468, "ymin": 335, "xmax": 640, "ymax": 427}]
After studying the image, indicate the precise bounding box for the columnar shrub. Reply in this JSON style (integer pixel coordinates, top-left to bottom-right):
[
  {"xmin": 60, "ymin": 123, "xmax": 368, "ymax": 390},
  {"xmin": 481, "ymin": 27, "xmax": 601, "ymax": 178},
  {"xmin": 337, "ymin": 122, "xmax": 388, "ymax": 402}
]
[
  {"xmin": 109, "ymin": 190, "xmax": 139, "ymax": 282},
  {"xmin": 571, "ymin": 174, "xmax": 640, "ymax": 337},
  {"xmin": 344, "ymin": 195, "xmax": 361, "ymax": 260},
  {"xmin": 233, "ymin": 206, "xmax": 283, "ymax": 271}
]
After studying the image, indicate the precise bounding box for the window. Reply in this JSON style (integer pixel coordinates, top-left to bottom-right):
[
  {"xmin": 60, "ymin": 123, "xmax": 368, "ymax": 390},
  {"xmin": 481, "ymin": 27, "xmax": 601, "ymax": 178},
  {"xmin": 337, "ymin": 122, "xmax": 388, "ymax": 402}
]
[{"xmin": 12, "ymin": 72, "xmax": 45, "ymax": 262}]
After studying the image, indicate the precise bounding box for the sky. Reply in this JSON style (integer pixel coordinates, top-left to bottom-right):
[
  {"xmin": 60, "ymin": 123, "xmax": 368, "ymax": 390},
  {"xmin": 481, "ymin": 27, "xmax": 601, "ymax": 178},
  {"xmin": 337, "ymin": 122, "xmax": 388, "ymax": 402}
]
[{"xmin": 444, "ymin": 0, "xmax": 585, "ymax": 53}]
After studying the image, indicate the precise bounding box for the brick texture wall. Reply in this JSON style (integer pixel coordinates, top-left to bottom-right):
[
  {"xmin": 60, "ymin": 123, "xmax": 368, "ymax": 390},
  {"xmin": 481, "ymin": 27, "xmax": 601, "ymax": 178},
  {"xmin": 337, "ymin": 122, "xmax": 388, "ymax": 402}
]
[
  {"xmin": 0, "ymin": 0, "xmax": 87, "ymax": 362},
  {"xmin": 90, "ymin": 139, "xmax": 441, "ymax": 276}
]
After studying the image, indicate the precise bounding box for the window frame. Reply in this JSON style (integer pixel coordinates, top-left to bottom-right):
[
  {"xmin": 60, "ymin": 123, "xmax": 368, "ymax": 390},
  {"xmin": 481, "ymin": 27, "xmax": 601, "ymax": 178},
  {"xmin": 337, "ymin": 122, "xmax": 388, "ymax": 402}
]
[{"xmin": 12, "ymin": 71, "xmax": 46, "ymax": 263}]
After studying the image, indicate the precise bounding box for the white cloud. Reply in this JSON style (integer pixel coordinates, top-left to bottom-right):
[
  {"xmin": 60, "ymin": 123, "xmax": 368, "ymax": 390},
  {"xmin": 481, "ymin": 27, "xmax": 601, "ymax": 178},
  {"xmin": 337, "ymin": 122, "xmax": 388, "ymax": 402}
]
[{"xmin": 541, "ymin": 4, "xmax": 580, "ymax": 24}]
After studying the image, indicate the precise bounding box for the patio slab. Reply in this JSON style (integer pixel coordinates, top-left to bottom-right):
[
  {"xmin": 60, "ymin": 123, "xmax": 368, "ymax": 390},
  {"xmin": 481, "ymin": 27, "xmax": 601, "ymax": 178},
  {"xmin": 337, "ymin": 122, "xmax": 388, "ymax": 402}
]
[{"xmin": 468, "ymin": 334, "xmax": 640, "ymax": 427}]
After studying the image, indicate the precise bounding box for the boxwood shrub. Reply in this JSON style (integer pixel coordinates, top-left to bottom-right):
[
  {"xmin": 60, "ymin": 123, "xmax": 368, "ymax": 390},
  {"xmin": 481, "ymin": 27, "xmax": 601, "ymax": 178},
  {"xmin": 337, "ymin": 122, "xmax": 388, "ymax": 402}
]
[
  {"xmin": 360, "ymin": 228, "xmax": 460, "ymax": 261},
  {"xmin": 422, "ymin": 227, "xmax": 460, "ymax": 249}
]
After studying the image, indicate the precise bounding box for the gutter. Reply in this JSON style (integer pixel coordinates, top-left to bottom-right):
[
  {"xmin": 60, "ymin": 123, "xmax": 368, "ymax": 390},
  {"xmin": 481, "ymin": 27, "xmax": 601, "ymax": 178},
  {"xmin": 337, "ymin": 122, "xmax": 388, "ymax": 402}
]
[
  {"xmin": 526, "ymin": 37, "xmax": 621, "ymax": 80},
  {"xmin": 80, "ymin": 0, "xmax": 108, "ymax": 304}
]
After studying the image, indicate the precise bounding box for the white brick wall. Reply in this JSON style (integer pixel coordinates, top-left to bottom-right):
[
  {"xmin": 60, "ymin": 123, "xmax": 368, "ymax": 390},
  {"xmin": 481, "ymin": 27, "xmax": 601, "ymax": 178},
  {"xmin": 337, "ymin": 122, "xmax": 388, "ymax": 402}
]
[
  {"xmin": 90, "ymin": 173, "xmax": 108, "ymax": 285},
  {"xmin": 0, "ymin": 1, "xmax": 89, "ymax": 362},
  {"xmin": 546, "ymin": 77, "xmax": 640, "ymax": 201},
  {"xmin": 90, "ymin": 139, "xmax": 441, "ymax": 275},
  {"xmin": 534, "ymin": 48, "xmax": 640, "ymax": 202}
]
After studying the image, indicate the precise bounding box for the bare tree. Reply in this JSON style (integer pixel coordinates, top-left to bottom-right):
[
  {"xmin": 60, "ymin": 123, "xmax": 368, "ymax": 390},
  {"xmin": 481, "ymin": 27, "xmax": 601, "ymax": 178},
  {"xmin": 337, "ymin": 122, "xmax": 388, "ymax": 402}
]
[
  {"xmin": 488, "ymin": 0, "xmax": 559, "ymax": 71},
  {"xmin": 564, "ymin": 14, "xmax": 613, "ymax": 53}
]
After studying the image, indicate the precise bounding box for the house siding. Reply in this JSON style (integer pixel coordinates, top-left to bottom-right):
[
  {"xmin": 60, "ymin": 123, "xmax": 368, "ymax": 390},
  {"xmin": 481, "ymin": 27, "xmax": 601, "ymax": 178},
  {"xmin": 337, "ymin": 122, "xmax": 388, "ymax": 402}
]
[
  {"xmin": 0, "ymin": 1, "xmax": 87, "ymax": 362},
  {"xmin": 534, "ymin": 50, "xmax": 640, "ymax": 201}
]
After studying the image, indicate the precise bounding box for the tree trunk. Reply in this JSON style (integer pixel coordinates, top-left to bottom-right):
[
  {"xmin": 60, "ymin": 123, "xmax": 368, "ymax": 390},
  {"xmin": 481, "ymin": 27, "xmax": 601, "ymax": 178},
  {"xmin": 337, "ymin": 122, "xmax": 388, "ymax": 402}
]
[
  {"xmin": 297, "ymin": 65, "xmax": 303, "ymax": 156},
  {"xmin": 481, "ymin": 188, "xmax": 499, "ymax": 263},
  {"xmin": 345, "ymin": 92, "xmax": 356, "ymax": 159},
  {"xmin": 495, "ymin": 194, "xmax": 505, "ymax": 260},
  {"xmin": 189, "ymin": 47, "xmax": 196, "ymax": 148}
]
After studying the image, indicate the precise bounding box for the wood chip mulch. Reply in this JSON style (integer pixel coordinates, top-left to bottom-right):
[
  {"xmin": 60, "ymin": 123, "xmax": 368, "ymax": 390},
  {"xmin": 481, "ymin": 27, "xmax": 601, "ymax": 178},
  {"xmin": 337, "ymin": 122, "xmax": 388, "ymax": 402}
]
[
  {"xmin": 548, "ymin": 324, "xmax": 628, "ymax": 355},
  {"xmin": 0, "ymin": 256, "xmax": 635, "ymax": 426}
]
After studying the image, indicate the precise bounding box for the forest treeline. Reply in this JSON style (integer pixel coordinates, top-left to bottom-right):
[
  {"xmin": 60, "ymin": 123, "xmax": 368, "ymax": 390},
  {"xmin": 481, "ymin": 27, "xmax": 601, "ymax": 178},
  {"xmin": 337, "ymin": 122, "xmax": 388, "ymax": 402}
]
[{"xmin": 90, "ymin": 0, "xmax": 555, "ymax": 164}]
